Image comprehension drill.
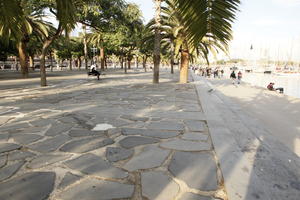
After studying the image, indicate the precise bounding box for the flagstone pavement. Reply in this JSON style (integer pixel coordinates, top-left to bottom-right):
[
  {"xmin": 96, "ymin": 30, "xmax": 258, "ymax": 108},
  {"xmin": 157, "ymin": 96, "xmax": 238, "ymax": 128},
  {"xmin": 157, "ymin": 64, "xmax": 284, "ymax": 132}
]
[{"xmin": 0, "ymin": 70, "xmax": 225, "ymax": 200}]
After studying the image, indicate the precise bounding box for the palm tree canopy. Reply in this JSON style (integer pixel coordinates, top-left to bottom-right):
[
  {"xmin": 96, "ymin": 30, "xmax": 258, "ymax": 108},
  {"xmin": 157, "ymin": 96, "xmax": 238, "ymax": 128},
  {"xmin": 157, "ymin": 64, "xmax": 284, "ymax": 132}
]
[{"xmin": 174, "ymin": 0, "xmax": 240, "ymax": 48}]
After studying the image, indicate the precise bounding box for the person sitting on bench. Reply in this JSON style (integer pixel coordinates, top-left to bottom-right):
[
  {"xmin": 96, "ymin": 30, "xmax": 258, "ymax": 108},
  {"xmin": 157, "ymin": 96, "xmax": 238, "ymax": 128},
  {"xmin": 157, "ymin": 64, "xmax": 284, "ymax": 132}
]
[
  {"xmin": 267, "ymin": 82, "xmax": 284, "ymax": 93},
  {"xmin": 89, "ymin": 64, "xmax": 100, "ymax": 80}
]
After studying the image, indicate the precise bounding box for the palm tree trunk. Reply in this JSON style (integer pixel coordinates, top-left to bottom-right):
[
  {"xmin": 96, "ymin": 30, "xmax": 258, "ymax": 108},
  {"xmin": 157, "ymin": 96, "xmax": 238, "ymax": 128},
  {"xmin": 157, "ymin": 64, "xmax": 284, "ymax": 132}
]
[
  {"xmin": 170, "ymin": 41, "xmax": 175, "ymax": 74},
  {"xmin": 100, "ymin": 47, "xmax": 105, "ymax": 70},
  {"xmin": 83, "ymin": 25, "xmax": 88, "ymax": 70},
  {"xmin": 153, "ymin": 0, "xmax": 162, "ymax": 83},
  {"xmin": 124, "ymin": 57, "xmax": 127, "ymax": 74},
  {"xmin": 18, "ymin": 42, "xmax": 29, "ymax": 78},
  {"xmin": 78, "ymin": 57, "xmax": 82, "ymax": 69},
  {"xmin": 40, "ymin": 47, "xmax": 48, "ymax": 86},
  {"xmin": 179, "ymin": 44, "xmax": 189, "ymax": 83},
  {"xmin": 128, "ymin": 58, "xmax": 131, "ymax": 69},
  {"xmin": 143, "ymin": 56, "xmax": 147, "ymax": 72},
  {"xmin": 135, "ymin": 56, "xmax": 138, "ymax": 68},
  {"xmin": 29, "ymin": 55, "xmax": 34, "ymax": 71},
  {"xmin": 69, "ymin": 57, "xmax": 72, "ymax": 71}
]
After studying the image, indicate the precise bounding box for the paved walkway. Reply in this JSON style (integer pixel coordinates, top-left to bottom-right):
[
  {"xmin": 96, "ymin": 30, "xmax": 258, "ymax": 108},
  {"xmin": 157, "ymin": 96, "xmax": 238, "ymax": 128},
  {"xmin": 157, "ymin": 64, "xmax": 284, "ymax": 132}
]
[
  {"xmin": 192, "ymin": 74, "xmax": 300, "ymax": 200},
  {"xmin": 0, "ymin": 70, "xmax": 224, "ymax": 200}
]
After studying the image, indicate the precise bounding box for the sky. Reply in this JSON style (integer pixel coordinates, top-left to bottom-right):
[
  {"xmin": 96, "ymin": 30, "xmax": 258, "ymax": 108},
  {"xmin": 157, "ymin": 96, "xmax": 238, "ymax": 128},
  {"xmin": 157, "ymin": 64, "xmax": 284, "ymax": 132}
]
[{"xmin": 129, "ymin": 0, "xmax": 300, "ymax": 62}]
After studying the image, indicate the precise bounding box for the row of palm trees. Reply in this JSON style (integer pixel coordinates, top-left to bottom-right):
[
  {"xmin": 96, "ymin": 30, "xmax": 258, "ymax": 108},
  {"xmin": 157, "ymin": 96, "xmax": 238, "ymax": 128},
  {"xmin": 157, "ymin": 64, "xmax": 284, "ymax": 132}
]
[{"xmin": 0, "ymin": 0, "xmax": 240, "ymax": 86}]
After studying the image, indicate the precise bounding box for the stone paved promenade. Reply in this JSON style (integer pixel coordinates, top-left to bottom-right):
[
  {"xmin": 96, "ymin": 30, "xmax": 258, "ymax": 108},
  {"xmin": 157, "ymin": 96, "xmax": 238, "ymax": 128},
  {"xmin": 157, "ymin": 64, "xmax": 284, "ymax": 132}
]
[{"xmin": 0, "ymin": 70, "xmax": 224, "ymax": 200}]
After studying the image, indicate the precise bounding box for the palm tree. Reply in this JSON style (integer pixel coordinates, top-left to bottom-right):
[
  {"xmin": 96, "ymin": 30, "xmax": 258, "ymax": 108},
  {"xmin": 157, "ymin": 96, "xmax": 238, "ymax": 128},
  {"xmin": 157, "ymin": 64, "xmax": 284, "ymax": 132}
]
[{"xmin": 153, "ymin": 0, "xmax": 162, "ymax": 83}]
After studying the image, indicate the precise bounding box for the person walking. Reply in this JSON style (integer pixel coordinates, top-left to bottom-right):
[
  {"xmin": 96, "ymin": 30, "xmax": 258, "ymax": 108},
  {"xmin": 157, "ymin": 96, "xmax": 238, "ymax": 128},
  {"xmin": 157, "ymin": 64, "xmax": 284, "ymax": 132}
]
[
  {"xmin": 230, "ymin": 71, "xmax": 236, "ymax": 84},
  {"xmin": 237, "ymin": 71, "xmax": 242, "ymax": 84}
]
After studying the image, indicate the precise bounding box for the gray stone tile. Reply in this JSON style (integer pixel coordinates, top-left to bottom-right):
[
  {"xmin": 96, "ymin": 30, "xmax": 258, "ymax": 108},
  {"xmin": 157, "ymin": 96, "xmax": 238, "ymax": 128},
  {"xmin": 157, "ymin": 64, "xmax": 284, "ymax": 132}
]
[
  {"xmin": 65, "ymin": 154, "xmax": 128, "ymax": 179},
  {"xmin": 179, "ymin": 193, "xmax": 213, "ymax": 200},
  {"xmin": 0, "ymin": 133, "xmax": 9, "ymax": 142},
  {"xmin": 160, "ymin": 139, "xmax": 211, "ymax": 151},
  {"xmin": 60, "ymin": 137, "xmax": 114, "ymax": 153},
  {"xmin": 58, "ymin": 178, "xmax": 134, "ymax": 200},
  {"xmin": 124, "ymin": 145, "xmax": 170, "ymax": 171},
  {"xmin": 0, "ymin": 154, "xmax": 7, "ymax": 168},
  {"xmin": 106, "ymin": 147, "xmax": 134, "ymax": 162},
  {"xmin": 17, "ymin": 126, "xmax": 48, "ymax": 134},
  {"xmin": 0, "ymin": 172, "xmax": 55, "ymax": 200},
  {"xmin": 27, "ymin": 154, "xmax": 71, "ymax": 169},
  {"xmin": 119, "ymin": 136, "xmax": 159, "ymax": 148},
  {"xmin": 141, "ymin": 171, "xmax": 179, "ymax": 200},
  {"xmin": 182, "ymin": 132, "xmax": 209, "ymax": 141},
  {"xmin": 29, "ymin": 134, "xmax": 70, "ymax": 153},
  {"xmin": 12, "ymin": 133, "xmax": 43, "ymax": 145},
  {"xmin": 120, "ymin": 115, "xmax": 149, "ymax": 122},
  {"xmin": 0, "ymin": 143, "xmax": 22, "ymax": 154},
  {"xmin": 58, "ymin": 172, "xmax": 81, "ymax": 190},
  {"xmin": 122, "ymin": 128, "xmax": 180, "ymax": 139},
  {"xmin": 146, "ymin": 121, "xmax": 184, "ymax": 131},
  {"xmin": 169, "ymin": 152, "xmax": 218, "ymax": 191},
  {"xmin": 8, "ymin": 151, "xmax": 36, "ymax": 161},
  {"xmin": 184, "ymin": 120, "xmax": 206, "ymax": 132},
  {"xmin": 0, "ymin": 122, "xmax": 30, "ymax": 132},
  {"xmin": 30, "ymin": 119, "xmax": 55, "ymax": 127},
  {"xmin": 68, "ymin": 129, "xmax": 106, "ymax": 137},
  {"xmin": 45, "ymin": 123, "xmax": 73, "ymax": 136},
  {"xmin": 0, "ymin": 161, "xmax": 25, "ymax": 181}
]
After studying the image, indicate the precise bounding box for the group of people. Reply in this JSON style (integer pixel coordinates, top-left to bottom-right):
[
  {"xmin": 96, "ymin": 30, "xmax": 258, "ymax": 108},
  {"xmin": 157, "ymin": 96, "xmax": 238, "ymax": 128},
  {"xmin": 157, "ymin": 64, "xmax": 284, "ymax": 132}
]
[
  {"xmin": 230, "ymin": 70, "xmax": 243, "ymax": 84},
  {"xmin": 193, "ymin": 67, "xmax": 224, "ymax": 78}
]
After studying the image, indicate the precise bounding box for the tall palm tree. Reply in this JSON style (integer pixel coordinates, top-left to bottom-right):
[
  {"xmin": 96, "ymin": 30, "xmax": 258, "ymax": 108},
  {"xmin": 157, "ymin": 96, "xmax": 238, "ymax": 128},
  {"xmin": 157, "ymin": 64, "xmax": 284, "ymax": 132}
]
[{"xmin": 153, "ymin": 0, "xmax": 162, "ymax": 83}]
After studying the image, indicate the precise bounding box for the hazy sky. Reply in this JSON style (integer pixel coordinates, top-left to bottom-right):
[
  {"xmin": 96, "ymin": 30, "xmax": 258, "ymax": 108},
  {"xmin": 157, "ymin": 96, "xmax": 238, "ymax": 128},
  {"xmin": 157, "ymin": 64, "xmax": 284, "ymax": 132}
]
[{"xmin": 129, "ymin": 0, "xmax": 300, "ymax": 61}]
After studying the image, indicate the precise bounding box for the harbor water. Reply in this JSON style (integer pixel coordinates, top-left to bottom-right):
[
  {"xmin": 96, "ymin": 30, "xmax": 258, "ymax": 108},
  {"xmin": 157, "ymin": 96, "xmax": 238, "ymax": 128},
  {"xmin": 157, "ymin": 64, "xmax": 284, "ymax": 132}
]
[{"xmin": 242, "ymin": 72, "xmax": 300, "ymax": 99}]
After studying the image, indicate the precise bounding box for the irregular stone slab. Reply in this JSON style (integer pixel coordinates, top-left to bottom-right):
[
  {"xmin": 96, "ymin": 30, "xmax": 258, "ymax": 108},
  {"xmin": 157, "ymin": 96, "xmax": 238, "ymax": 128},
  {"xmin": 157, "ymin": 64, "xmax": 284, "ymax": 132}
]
[
  {"xmin": 169, "ymin": 152, "xmax": 218, "ymax": 191},
  {"xmin": 8, "ymin": 151, "xmax": 36, "ymax": 161},
  {"xmin": 58, "ymin": 172, "xmax": 81, "ymax": 190},
  {"xmin": 0, "ymin": 154, "xmax": 7, "ymax": 168},
  {"xmin": 146, "ymin": 121, "xmax": 184, "ymax": 131},
  {"xmin": 120, "ymin": 115, "xmax": 149, "ymax": 122},
  {"xmin": 182, "ymin": 132, "xmax": 209, "ymax": 141},
  {"xmin": 92, "ymin": 123, "xmax": 114, "ymax": 131},
  {"xmin": 141, "ymin": 171, "xmax": 179, "ymax": 200},
  {"xmin": 58, "ymin": 178, "xmax": 134, "ymax": 200},
  {"xmin": 179, "ymin": 193, "xmax": 213, "ymax": 200},
  {"xmin": 30, "ymin": 119, "xmax": 55, "ymax": 127},
  {"xmin": 107, "ymin": 128, "xmax": 121, "ymax": 137},
  {"xmin": 29, "ymin": 134, "xmax": 70, "ymax": 153},
  {"xmin": 184, "ymin": 120, "xmax": 206, "ymax": 132},
  {"xmin": 18, "ymin": 126, "xmax": 47, "ymax": 134},
  {"xmin": 0, "ymin": 161, "xmax": 25, "ymax": 181},
  {"xmin": 65, "ymin": 154, "xmax": 128, "ymax": 179},
  {"xmin": 0, "ymin": 133, "xmax": 9, "ymax": 142},
  {"xmin": 0, "ymin": 172, "xmax": 55, "ymax": 200},
  {"xmin": 124, "ymin": 145, "xmax": 170, "ymax": 171},
  {"xmin": 60, "ymin": 137, "xmax": 114, "ymax": 153},
  {"xmin": 160, "ymin": 139, "xmax": 211, "ymax": 151},
  {"xmin": 119, "ymin": 136, "xmax": 159, "ymax": 148},
  {"xmin": 68, "ymin": 129, "xmax": 106, "ymax": 137},
  {"xmin": 27, "ymin": 154, "xmax": 71, "ymax": 169},
  {"xmin": 12, "ymin": 133, "xmax": 43, "ymax": 145},
  {"xmin": 0, "ymin": 143, "xmax": 22, "ymax": 154},
  {"xmin": 106, "ymin": 147, "xmax": 134, "ymax": 162},
  {"xmin": 0, "ymin": 122, "xmax": 30, "ymax": 132},
  {"xmin": 122, "ymin": 128, "xmax": 179, "ymax": 139},
  {"xmin": 45, "ymin": 123, "xmax": 73, "ymax": 136}
]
